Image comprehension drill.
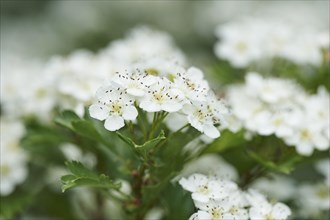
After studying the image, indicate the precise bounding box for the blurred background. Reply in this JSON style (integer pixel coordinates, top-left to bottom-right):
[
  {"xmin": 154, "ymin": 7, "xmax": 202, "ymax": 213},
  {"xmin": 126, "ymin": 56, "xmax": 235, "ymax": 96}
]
[
  {"xmin": 1, "ymin": 0, "xmax": 329, "ymax": 64},
  {"xmin": 1, "ymin": 1, "xmax": 329, "ymax": 220}
]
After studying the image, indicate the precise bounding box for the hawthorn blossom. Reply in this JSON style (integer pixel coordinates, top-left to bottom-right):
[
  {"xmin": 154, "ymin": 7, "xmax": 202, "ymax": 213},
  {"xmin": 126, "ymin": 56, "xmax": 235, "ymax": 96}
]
[
  {"xmin": 190, "ymin": 198, "xmax": 248, "ymax": 220},
  {"xmin": 89, "ymin": 84, "xmax": 138, "ymax": 131},
  {"xmin": 246, "ymin": 189, "xmax": 291, "ymax": 220},
  {"xmin": 183, "ymin": 102, "xmax": 220, "ymax": 138},
  {"xmin": 251, "ymin": 174, "xmax": 296, "ymax": 201},
  {"xmin": 316, "ymin": 159, "xmax": 330, "ymax": 187},
  {"xmin": 0, "ymin": 120, "xmax": 28, "ymax": 196},
  {"xmin": 179, "ymin": 174, "xmax": 235, "ymax": 203},
  {"xmin": 225, "ymin": 72, "xmax": 330, "ymax": 156},
  {"xmin": 111, "ymin": 68, "xmax": 157, "ymax": 97},
  {"xmin": 139, "ymin": 78, "xmax": 185, "ymax": 113},
  {"xmin": 295, "ymin": 182, "xmax": 330, "ymax": 218},
  {"xmin": 173, "ymin": 67, "xmax": 210, "ymax": 101},
  {"xmin": 214, "ymin": 18, "xmax": 325, "ymax": 66},
  {"xmin": 101, "ymin": 26, "xmax": 186, "ymax": 66}
]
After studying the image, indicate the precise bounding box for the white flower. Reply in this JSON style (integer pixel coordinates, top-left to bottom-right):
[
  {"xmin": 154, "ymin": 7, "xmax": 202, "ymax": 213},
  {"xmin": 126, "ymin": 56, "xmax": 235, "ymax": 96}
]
[
  {"xmin": 214, "ymin": 18, "xmax": 324, "ymax": 66},
  {"xmin": 89, "ymin": 84, "xmax": 138, "ymax": 131},
  {"xmin": 214, "ymin": 21, "xmax": 263, "ymax": 68},
  {"xmin": 246, "ymin": 190, "xmax": 291, "ymax": 220},
  {"xmin": 251, "ymin": 174, "xmax": 296, "ymax": 201},
  {"xmin": 176, "ymin": 154, "xmax": 239, "ymax": 182},
  {"xmin": 295, "ymin": 182, "xmax": 330, "ymax": 217},
  {"xmin": 111, "ymin": 68, "xmax": 157, "ymax": 97},
  {"xmin": 101, "ymin": 26, "xmax": 186, "ymax": 66},
  {"xmin": 46, "ymin": 50, "xmax": 108, "ymax": 116},
  {"xmin": 179, "ymin": 174, "xmax": 232, "ymax": 203},
  {"xmin": 190, "ymin": 198, "xmax": 249, "ymax": 220},
  {"xmin": 0, "ymin": 120, "xmax": 28, "ymax": 196},
  {"xmin": 183, "ymin": 100, "xmax": 222, "ymax": 139},
  {"xmin": 284, "ymin": 123, "xmax": 329, "ymax": 156},
  {"xmin": 139, "ymin": 78, "xmax": 185, "ymax": 113},
  {"xmin": 173, "ymin": 67, "xmax": 209, "ymax": 102},
  {"xmin": 225, "ymin": 72, "xmax": 330, "ymax": 156},
  {"xmin": 316, "ymin": 159, "xmax": 330, "ymax": 187}
]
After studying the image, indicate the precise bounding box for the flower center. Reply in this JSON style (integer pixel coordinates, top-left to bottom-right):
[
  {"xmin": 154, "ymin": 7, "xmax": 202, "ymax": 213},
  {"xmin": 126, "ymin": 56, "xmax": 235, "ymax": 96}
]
[
  {"xmin": 265, "ymin": 214, "xmax": 274, "ymax": 220},
  {"xmin": 317, "ymin": 185, "xmax": 330, "ymax": 199},
  {"xmin": 300, "ymin": 129, "xmax": 311, "ymax": 140},
  {"xmin": 197, "ymin": 185, "xmax": 209, "ymax": 194},
  {"xmin": 110, "ymin": 101, "xmax": 123, "ymax": 114},
  {"xmin": 211, "ymin": 207, "xmax": 222, "ymax": 220},
  {"xmin": 236, "ymin": 42, "xmax": 247, "ymax": 52},
  {"xmin": 0, "ymin": 164, "xmax": 10, "ymax": 176}
]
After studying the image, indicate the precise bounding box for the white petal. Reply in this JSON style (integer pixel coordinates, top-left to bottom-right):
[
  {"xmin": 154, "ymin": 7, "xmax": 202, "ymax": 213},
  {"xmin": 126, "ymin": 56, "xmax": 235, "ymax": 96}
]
[
  {"xmin": 203, "ymin": 124, "xmax": 220, "ymax": 139},
  {"xmin": 140, "ymin": 100, "xmax": 161, "ymax": 112},
  {"xmin": 271, "ymin": 203, "xmax": 291, "ymax": 220},
  {"xmin": 162, "ymin": 102, "xmax": 182, "ymax": 112},
  {"xmin": 192, "ymin": 192, "xmax": 209, "ymax": 203},
  {"xmin": 89, "ymin": 104, "xmax": 109, "ymax": 120},
  {"xmin": 104, "ymin": 115, "xmax": 125, "ymax": 131},
  {"xmin": 296, "ymin": 143, "xmax": 314, "ymax": 156},
  {"xmin": 127, "ymin": 88, "xmax": 145, "ymax": 97},
  {"xmin": 196, "ymin": 210, "xmax": 212, "ymax": 220},
  {"xmin": 179, "ymin": 178, "xmax": 196, "ymax": 192},
  {"xmin": 122, "ymin": 106, "xmax": 138, "ymax": 120}
]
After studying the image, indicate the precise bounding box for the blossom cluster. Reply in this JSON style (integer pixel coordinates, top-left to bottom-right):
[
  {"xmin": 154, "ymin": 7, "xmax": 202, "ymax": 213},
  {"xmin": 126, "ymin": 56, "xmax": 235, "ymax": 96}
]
[
  {"xmin": 0, "ymin": 26, "xmax": 187, "ymax": 121},
  {"xmin": 251, "ymin": 159, "xmax": 330, "ymax": 219},
  {"xmin": 89, "ymin": 66, "xmax": 228, "ymax": 138},
  {"xmin": 0, "ymin": 120, "xmax": 28, "ymax": 196},
  {"xmin": 224, "ymin": 72, "xmax": 329, "ymax": 156},
  {"xmin": 214, "ymin": 18, "xmax": 329, "ymax": 67},
  {"xmin": 179, "ymin": 173, "xmax": 291, "ymax": 220}
]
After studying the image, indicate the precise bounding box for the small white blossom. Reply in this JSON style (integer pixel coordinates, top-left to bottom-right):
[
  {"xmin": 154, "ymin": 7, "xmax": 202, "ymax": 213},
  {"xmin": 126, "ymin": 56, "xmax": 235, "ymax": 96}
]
[
  {"xmin": 111, "ymin": 68, "xmax": 157, "ymax": 97},
  {"xmin": 295, "ymin": 182, "xmax": 330, "ymax": 218},
  {"xmin": 316, "ymin": 159, "xmax": 330, "ymax": 187},
  {"xmin": 0, "ymin": 119, "xmax": 28, "ymax": 196},
  {"xmin": 89, "ymin": 84, "xmax": 138, "ymax": 131},
  {"xmin": 246, "ymin": 189, "xmax": 291, "ymax": 220},
  {"xmin": 225, "ymin": 72, "xmax": 330, "ymax": 156},
  {"xmin": 179, "ymin": 174, "xmax": 232, "ymax": 203},
  {"xmin": 139, "ymin": 78, "xmax": 185, "ymax": 113},
  {"xmin": 183, "ymin": 99, "xmax": 224, "ymax": 139}
]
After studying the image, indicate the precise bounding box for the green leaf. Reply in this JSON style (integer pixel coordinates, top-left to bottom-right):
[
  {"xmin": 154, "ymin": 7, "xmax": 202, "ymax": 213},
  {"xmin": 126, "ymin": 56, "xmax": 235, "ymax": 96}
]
[
  {"xmin": 246, "ymin": 135, "xmax": 304, "ymax": 174},
  {"xmin": 61, "ymin": 161, "xmax": 120, "ymax": 192},
  {"xmin": 116, "ymin": 130, "xmax": 166, "ymax": 158},
  {"xmin": 0, "ymin": 191, "xmax": 33, "ymax": 219},
  {"xmin": 72, "ymin": 120, "xmax": 102, "ymax": 142},
  {"xmin": 247, "ymin": 150, "xmax": 303, "ymax": 174},
  {"xmin": 54, "ymin": 110, "xmax": 80, "ymax": 130},
  {"xmin": 202, "ymin": 130, "xmax": 246, "ymax": 154}
]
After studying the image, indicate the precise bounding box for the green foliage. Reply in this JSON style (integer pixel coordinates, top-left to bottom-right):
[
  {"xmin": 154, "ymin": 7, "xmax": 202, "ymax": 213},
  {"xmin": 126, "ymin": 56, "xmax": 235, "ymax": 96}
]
[
  {"xmin": 61, "ymin": 161, "xmax": 121, "ymax": 192},
  {"xmin": 202, "ymin": 130, "xmax": 246, "ymax": 154},
  {"xmin": 0, "ymin": 191, "xmax": 33, "ymax": 219},
  {"xmin": 116, "ymin": 130, "xmax": 166, "ymax": 160}
]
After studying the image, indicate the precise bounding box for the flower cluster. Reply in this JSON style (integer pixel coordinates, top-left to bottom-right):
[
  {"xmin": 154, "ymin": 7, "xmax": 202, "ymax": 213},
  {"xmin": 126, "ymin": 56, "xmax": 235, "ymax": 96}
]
[
  {"xmin": 89, "ymin": 66, "xmax": 228, "ymax": 138},
  {"xmin": 251, "ymin": 159, "xmax": 330, "ymax": 219},
  {"xmin": 0, "ymin": 120, "xmax": 28, "ymax": 196},
  {"xmin": 295, "ymin": 159, "xmax": 330, "ymax": 218},
  {"xmin": 224, "ymin": 72, "xmax": 330, "ymax": 156},
  {"xmin": 0, "ymin": 26, "xmax": 187, "ymax": 121},
  {"xmin": 179, "ymin": 173, "xmax": 291, "ymax": 220},
  {"xmin": 214, "ymin": 18, "xmax": 328, "ymax": 67}
]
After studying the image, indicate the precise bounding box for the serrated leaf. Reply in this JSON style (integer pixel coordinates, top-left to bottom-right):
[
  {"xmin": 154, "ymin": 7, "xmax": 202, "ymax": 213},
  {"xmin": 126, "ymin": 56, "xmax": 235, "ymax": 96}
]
[
  {"xmin": 61, "ymin": 161, "xmax": 120, "ymax": 192},
  {"xmin": 116, "ymin": 130, "xmax": 166, "ymax": 158}
]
